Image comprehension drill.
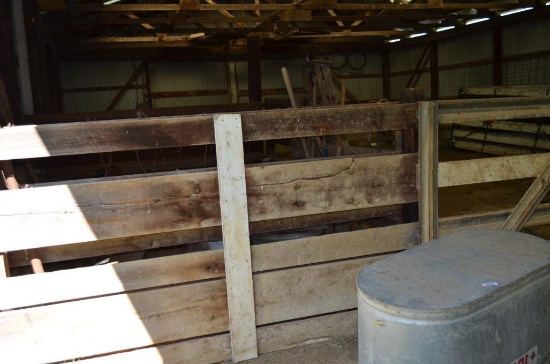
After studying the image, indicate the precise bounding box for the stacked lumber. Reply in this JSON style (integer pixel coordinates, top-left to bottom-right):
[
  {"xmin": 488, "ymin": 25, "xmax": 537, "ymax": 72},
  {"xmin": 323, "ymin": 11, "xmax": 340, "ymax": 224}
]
[{"xmin": 451, "ymin": 119, "xmax": 550, "ymax": 156}]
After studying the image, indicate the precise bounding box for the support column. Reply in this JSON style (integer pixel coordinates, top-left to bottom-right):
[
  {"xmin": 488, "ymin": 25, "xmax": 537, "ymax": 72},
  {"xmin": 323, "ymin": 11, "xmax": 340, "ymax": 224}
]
[
  {"xmin": 247, "ymin": 36, "xmax": 262, "ymax": 103},
  {"xmin": 12, "ymin": 0, "xmax": 34, "ymax": 116}
]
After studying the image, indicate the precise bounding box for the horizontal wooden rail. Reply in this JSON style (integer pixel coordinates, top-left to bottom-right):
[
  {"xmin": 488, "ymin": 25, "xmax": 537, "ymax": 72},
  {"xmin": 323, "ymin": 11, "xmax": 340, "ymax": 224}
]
[
  {"xmin": 1, "ymin": 222, "xmax": 417, "ymax": 311},
  {"xmin": 8, "ymin": 204, "xmax": 402, "ymax": 268},
  {"xmin": 438, "ymin": 203, "xmax": 550, "ymax": 237},
  {"xmin": 0, "ymin": 224, "xmax": 406, "ymax": 362},
  {"xmin": 0, "ymin": 153, "xmax": 417, "ymax": 251},
  {"xmin": 438, "ymin": 153, "xmax": 550, "ymax": 187},
  {"xmin": 0, "ymin": 103, "xmax": 417, "ymax": 160},
  {"xmin": 438, "ymin": 97, "xmax": 550, "ymax": 124},
  {"xmin": 81, "ymin": 311, "xmax": 358, "ymax": 364}
]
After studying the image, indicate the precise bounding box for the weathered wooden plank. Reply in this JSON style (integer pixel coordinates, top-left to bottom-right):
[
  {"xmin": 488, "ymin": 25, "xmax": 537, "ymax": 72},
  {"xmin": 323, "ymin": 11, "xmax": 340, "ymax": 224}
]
[
  {"xmin": 254, "ymin": 255, "xmax": 385, "ymax": 325},
  {"xmin": 438, "ymin": 97, "xmax": 550, "ymax": 124},
  {"xmin": 0, "ymin": 250, "xmax": 224, "ymax": 311},
  {"xmin": 460, "ymin": 86, "xmax": 550, "ymax": 98},
  {"xmin": 439, "ymin": 153, "xmax": 550, "ymax": 187},
  {"xmin": 2, "ymin": 223, "xmax": 414, "ymax": 310},
  {"xmin": 214, "ymin": 114, "xmax": 258, "ymax": 362},
  {"xmin": 80, "ymin": 310, "xmax": 357, "ymax": 363},
  {"xmin": 0, "ymin": 103, "xmax": 417, "ymax": 160},
  {"xmin": 245, "ymin": 153, "xmax": 418, "ymax": 222},
  {"xmin": 438, "ymin": 203, "xmax": 550, "ymax": 237},
  {"xmin": 80, "ymin": 334, "xmax": 232, "ymax": 364},
  {"xmin": 419, "ymin": 101, "xmax": 438, "ymax": 243},
  {"xmin": 252, "ymin": 222, "xmax": 417, "ymax": 272},
  {"xmin": 8, "ymin": 205, "xmax": 401, "ymax": 268},
  {"xmin": 0, "ymin": 280, "xmax": 229, "ymax": 363},
  {"xmin": 0, "ymin": 153, "xmax": 417, "ymax": 251},
  {"xmin": 502, "ymin": 159, "xmax": 550, "ymax": 231},
  {"xmin": 0, "ymin": 116, "xmax": 213, "ymax": 161}
]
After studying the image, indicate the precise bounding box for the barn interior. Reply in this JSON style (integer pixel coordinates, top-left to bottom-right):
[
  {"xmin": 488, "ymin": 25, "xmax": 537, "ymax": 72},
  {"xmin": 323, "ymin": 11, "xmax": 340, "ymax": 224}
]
[{"xmin": 0, "ymin": 0, "xmax": 549, "ymax": 363}]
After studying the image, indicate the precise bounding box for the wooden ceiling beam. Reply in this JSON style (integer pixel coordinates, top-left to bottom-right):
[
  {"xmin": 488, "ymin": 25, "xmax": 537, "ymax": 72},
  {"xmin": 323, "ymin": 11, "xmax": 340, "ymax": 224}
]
[
  {"xmin": 60, "ymin": 13, "xmax": 482, "ymax": 28},
  {"xmin": 52, "ymin": 2, "xmax": 520, "ymax": 13}
]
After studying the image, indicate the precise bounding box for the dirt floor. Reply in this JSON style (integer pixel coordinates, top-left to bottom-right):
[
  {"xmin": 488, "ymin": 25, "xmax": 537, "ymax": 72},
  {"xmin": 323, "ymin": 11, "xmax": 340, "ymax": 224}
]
[{"xmin": 222, "ymin": 337, "xmax": 358, "ymax": 364}]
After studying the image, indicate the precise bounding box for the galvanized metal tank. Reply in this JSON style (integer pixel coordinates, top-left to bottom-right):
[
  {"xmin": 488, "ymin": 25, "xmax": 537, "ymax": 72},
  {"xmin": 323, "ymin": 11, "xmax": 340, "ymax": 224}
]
[{"xmin": 357, "ymin": 229, "xmax": 550, "ymax": 364}]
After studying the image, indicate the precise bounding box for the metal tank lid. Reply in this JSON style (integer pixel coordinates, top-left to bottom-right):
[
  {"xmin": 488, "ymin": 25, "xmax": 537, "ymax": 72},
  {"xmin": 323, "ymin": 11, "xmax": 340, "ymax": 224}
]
[{"xmin": 357, "ymin": 229, "xmax": 550, "ymax": 320}]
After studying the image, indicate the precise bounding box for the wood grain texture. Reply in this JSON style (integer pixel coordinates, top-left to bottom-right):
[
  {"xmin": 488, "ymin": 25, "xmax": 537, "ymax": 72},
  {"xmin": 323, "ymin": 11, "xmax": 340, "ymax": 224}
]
[
  {"xmin": 7, "ymin": 226, "xmax": 222, "ymax": 268},
  {"xmin": 80, "ymin": 310, "xmax": 357, "ymax": 363},
  {"xmin": 419, "ymin": 101, "xmax": 438, "ymax": 243},
  {"xmin": 214, "ymin": 114, "xmax": 258, "ymax": 361},
  {"xmin": 0, "ymin": 103, "xmax": 417, "ymax": 160},
  {"xmin": 252, "ymin": 222, "xmax": 418, "ymax": 272},
  {"xmin": 438, "ymin": 97, "xmax": 550, "ymax": 124},
  {"xmin": 80, "ymin": 334, "xmax": 232, "ymax": 364},
  {"xmin": 0, "ymin": 280, "xmax": 229, "ymax": 363},
  {"xmin": 0, "ymin": 250, "xmax": 225, "ymax": 310},
  {"xmin": 439, "ymin": 153, "xmax": 550, "ymax": 187},
  {"xmin": 0, "ymin": 154, "xmax": 417, "ymax": 251},
  {"xmin": 438, "ymin": 203, "xmax": 550, "ymax": 237},
  {"xmin": 246, "ymin": 153, "xmax": 418, "ymax": 222},
  {"xmin": 2, "ymin": 223, "xmax": 414, "ymax": 310},
  {"xmin": 254, "ymin": 255, "xmax": 385, "ymax": 325}
]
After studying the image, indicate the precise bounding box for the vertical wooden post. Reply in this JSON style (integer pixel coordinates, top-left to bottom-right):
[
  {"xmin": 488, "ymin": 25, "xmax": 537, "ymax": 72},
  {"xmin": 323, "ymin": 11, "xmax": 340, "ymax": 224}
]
[
  {"xmin": 226, "ymin": 61, "xmax": 239, "ymax": 104},
  {"xmin": 214, "ymin": 114, "xmax": 258, "ymax": 362},
  {"xmin": 430, "ymin": 41, "xmax": 439, "ymax": 100},
  {"xmin": 419, "ymin": 101, "xmax": 438, "ymax": 243},
  {"xmin": 12, "ymin": 0, "xmax": 34, "ymax": 116},
  {"xmin": 493, "ymin": 26, "xmax": 503, "ymax": 87},
  {"xmin": 247, "ymin": 36, "xmax": 262, "ymax": 103}
]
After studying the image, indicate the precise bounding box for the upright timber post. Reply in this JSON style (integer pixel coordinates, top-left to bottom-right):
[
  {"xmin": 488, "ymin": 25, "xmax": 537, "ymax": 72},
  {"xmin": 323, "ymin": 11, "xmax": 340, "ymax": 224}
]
[
  {"xmin": 12, "ymin": 0, "xmax": 34, "ymax": 116},
  {"xmin": 247, "ymin": 36, "xmax": 262, "ymax": 103},
  {"xmin": 419, "ymin": 101, "xmax": 438, "ymax": 243},
  {"xmin": 214, "ymin": 114, "xmax": 258, "ymax": 362}
]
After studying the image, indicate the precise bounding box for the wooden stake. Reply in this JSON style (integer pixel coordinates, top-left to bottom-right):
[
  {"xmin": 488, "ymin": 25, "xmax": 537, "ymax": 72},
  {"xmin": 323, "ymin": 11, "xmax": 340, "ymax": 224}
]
[
  {"xmin": 419, "ymin": 101, "xmax": 438, "ymax": 243},
  {"xmin": 214, "ymin": 114, "xmax": 258, "ymax": 362},
  {"xmin": 502, "ymin": 158, "xmax": 550, "ymax": 232}
]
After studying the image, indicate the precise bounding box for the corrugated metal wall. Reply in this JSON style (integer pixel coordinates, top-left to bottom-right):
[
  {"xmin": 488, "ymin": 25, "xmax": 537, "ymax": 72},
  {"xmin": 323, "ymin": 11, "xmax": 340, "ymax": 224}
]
[
  {"xmin": 389, "ymin": 44, "xmax": 430, "ymax": 100},
  {"xmin": 149, "ymin": 62, "xmax": 228, "ymax": 108},
  {"xmin": 61, "ymin": 61, "xmax": 144, "ymax": 113},
  {"xmin": 438, "ymin": 30, "xmax": 493, "ymax": 98},
  {"xmin": 502, "ymin": 17, "xmax": 550, "ymax": 85},
  {"xmin": 59, "ymin": 17, "xmax": 550, "ymax": 113}
]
